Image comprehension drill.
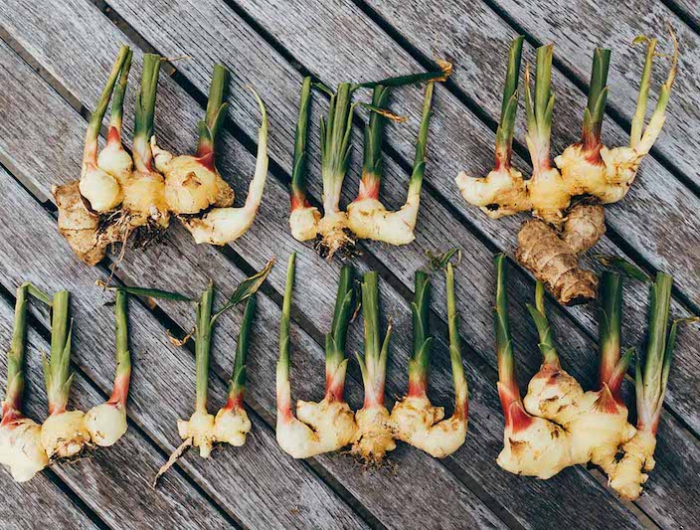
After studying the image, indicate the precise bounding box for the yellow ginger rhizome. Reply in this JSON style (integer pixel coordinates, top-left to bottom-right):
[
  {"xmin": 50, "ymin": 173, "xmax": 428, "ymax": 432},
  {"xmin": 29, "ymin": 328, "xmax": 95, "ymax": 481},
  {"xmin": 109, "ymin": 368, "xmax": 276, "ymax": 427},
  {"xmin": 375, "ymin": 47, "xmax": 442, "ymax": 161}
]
[
  {"xmin": 276, "ymin": 252, "xmax": 469, "ymax": 464},
  {"xmin": 288, "ymin": 64, "xmax": 450, "ymax": 259},
  {"xmin": 54, "ymin": 45, "xmax": 269, "ymax": 266},
  {"xmin": 457, "ymin": 33, "xmax": 678, "ymax": 305},
  {"xmin": 492, "ymin": 254, "xmax": 695, "ymax": 500}
]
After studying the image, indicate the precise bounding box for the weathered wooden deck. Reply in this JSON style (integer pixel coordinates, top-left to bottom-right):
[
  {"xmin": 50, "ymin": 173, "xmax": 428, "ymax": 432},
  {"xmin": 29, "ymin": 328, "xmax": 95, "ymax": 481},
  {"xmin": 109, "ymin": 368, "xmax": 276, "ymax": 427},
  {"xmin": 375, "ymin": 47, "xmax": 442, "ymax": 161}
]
[{"xmin": 0, "ymin": 0, "xmax": 699, "ymax": 528}]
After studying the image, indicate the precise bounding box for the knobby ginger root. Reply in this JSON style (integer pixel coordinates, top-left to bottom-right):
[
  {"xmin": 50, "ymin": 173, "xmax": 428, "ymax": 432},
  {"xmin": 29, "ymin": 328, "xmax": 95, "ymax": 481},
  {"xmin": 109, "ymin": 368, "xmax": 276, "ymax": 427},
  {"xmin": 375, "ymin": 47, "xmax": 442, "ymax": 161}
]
[
  {"xmin": 391, "ymin": 265, "xmax": 469, "ymax": 458},
  {"xmin": 153, "ymin": 64, "xmax": 234, "ymax": 215},
  {"xmin": 457, "ymin": 33, "xmax": 678, "ymax": 305},
  {"xmin": 494, "ymin": 257, "xmax": 694, "ymax": 500},
  {"xmin": 151, "ymin": 265, "xmax": 271, "ymax": 487},
  {"xmin": 180, "ymin": 88, "xmax": 269, "ymax": 246},
  {"xmin": 515, "ymin": 203, "xmax": 604, "ymax": 305},
  {"xmin": 347, "ymin": 82, "xmax": 435, "ymax": 245},
  {"xmin": 84, "ymin": 288, "xmax": 131, "ymax": 447},
  {"xmin": 276, "ymin": 255, "xmax": 358, "ymax": 458}
]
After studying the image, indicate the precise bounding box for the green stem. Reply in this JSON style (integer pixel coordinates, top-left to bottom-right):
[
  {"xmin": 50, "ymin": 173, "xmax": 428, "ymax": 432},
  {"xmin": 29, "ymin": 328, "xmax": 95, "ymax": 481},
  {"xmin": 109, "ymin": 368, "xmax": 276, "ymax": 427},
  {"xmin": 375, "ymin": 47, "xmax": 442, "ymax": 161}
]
[
  {"xmin": 636, "ymin": 272, "xmax": 672, "ymax": 431},
  {"xmin": 358, "ymin": 85, "xmax": 390, "ymax": 200},
  {"xmin": 44, "ymin": 291, "xmax": 72, "ymax": 415},
  {"xmin": 83, "ymin": 46, "xmax": 130, "ymax": 164},
  {"xmin": 110, "ymin": 289, "xmax": 131, "ymax": 406},
  {"xmin": 133, "ymin": 53, "xmax": 163, "ymax": 171},
  {"xmin": 196, "ymin": 64, "xmax": 230, "ymax": 159},
  {"xmin": 632, "ymin": 31, "xmax": 679, "ymax": 154},
  {"xmin": 598, "ymin": 272, "xmax": 623, "ymax": 392},
  {"xmin": 358, "ymin": 272, "xmax": 390, "ymax": 407},
  {"xmin": 324, "ymin": 265, "xmax": 354, "ymax": 399},
  {"xmin": 495, "ymin": 36, "xmax": 524, "ymax": 170},
  {"xmin": 525, "ymin": 45, "xmax": 555, "ymax": 174},
  {"xmin": 582, "ymin": 48, "xmax": 611, "ymax": 151},
  {"xmin": 494, "ymin": 254, "xmax": 518, "ymax": 394},
  {"xmin": 195, "ymin": 282, "xmax": 215, "ymax": 412},
  {"xmin": 227, "ymin": 295, "xmax": 256, "ymax": 408},
  {"xmin": 278, "ymin": 253, "xmax": 296, "ymax": 383},
  {"xmin": 408, "ymin": 271, "xmax": 431, "ymax": 397},
  {"xmin": 525, "ymin": 282, "xmax": 559, "ymax": 366},
  {"xmin": 446, "ymin": 263, "xmax": 468, "ymax": 419},
  {"xmin": 630, "ymin": 38, "xmax": 656, "ymax": 149},
  {"xmin": 321, "ymin": 83, "xmax": 356, "ymax": 213},
  {"xmin": 406, "ymin": 82, "xmax": 434, "ymax": 200},
  {"xmin": 107, "ymin": 48, "xmax": 134, "ymax": 147},
  {"xmin": 2, "ymin": 285, "xmax": 29, "ymax": 423},
  {"xmin": 291, "ymin": 77, "xmax": 313, "ymax": 208}
]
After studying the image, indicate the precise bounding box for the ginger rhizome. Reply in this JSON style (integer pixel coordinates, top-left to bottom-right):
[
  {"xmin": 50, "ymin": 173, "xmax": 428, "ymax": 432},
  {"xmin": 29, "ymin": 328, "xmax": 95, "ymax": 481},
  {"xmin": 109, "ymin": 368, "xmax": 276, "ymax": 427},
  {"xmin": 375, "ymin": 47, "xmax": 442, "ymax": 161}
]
[
  {"xmin": 55, "ymin": 48, "xmax": 270, "ymax": 266},
  {"xmin": 493, "ymin": 254, "xmax": 692, "ymax": 499},
  {"xmin": 148, "ymin": 260, "xmax": 273, "ymax": 486},
  {"xmin": 0, "ymin": 284, "xmax": 50, "ymax": 482},
  {"xmin": 288, "ymin": 66, "xmax": 449, "ymax": 259},
  {"xmin": 457, "ymin": 33, "xmax": 678, "ymax": 305},
  {"xmin": 40, "ymin": 290, "xmax": 91, "ymax": 461},
  {"xmin": 390, "ymin": 264, "xmax": 468, "ymax": 458},
  {"xmin": 84, "ymin": 288, "xmax": 131, "ymax": 447},
  {"xmin": 276, "ymin": 254, "xmax": 358, "ymax": 458}
]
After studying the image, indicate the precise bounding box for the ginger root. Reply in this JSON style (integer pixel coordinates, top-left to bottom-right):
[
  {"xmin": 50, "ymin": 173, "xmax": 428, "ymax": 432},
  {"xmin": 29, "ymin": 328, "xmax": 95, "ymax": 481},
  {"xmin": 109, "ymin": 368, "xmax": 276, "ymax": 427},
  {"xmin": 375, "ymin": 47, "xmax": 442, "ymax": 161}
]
[{"xmin": 516, "ymin": 203, "xmax": 604, "ymax": 305}]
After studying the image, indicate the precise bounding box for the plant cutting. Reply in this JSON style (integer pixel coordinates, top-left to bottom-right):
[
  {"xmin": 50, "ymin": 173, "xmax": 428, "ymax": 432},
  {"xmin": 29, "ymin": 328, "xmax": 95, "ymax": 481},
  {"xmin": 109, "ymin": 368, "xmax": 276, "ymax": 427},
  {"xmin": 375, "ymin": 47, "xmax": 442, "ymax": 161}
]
[
  {"xmin": 152, "ymin": 259, "xmax": 273, "ymax": 486},
  {"xmin": 608, "ymin": 275, "xmax": 696, "ymax": 500},
  {"xmin": 457, "ymin": 33, "xmax": 678, "ymax": 305},
  {"xmin": 390, "ymin": 263, "xmax": 469, "ymax": 458},
  {"xmin": 84, "ymin": 288, "xmax": 132, "ymax": 447},
  {"xmin": 179, "ymin": 88, "xmax": 269, "ymax": 246},
  {"xmin": 54, "ymin": 46, "xmax": 133, "ymax": 266},
  {"xmin": 0, "ymin": 284, "xmax": 50, "ymax": 482},
  {"xmin": 288, "ymin": 65, "xmax": 451, "ymax": 258},
  {"xmin": 346, "ymin": 82, "xmax": 434, "ymax": 245},
  {"xmin": 78, "ymin": 45, "xmax": 132, "ymax": 213},
  {"xmin": 40, "ymin": 290, "xmax": 91, "ymax": 461},
  {"xmin": 152, "ymin": 64, "xmax": 234, "ymax": 215},
  {"xmin": 276, "ymin": 253, "xmax": 357, "ymax": 458},
  {"xmin": 352, "ymin": 271, "xmax": 395, "ymax": 464},
  {"xmin": 493, "ymin": 253, "xmax": 693, "ymax": 499},
  {"xmin": 492, "ymin": 254, "xmax": 573, "ymax": 478}
]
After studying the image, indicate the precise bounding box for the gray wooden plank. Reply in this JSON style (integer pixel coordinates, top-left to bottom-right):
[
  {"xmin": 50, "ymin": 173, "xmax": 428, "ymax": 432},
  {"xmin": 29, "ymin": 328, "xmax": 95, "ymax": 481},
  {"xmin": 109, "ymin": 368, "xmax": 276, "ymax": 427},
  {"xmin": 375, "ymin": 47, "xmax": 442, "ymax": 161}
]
[
  {"xmin": 484, "ymin": 0, "xmax": 700, "ymax": 188},
  {"xmin": 0, "ymin": 30, "xmax": 501, "ymax": 530},
  {"xmin": 666, "ymin": 0, "xmax": 700, "ymax": 30},
  {"xmin": 0, "ymin": 286, "xmax": 233, "ymax": 529},
  {"xmin": 0, "ymin": 20, "xmax": 641, "ymax": 530},
  {"xmin": 97, "ymin": 0, "xmax": 700, "ymax": 444}
]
